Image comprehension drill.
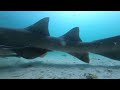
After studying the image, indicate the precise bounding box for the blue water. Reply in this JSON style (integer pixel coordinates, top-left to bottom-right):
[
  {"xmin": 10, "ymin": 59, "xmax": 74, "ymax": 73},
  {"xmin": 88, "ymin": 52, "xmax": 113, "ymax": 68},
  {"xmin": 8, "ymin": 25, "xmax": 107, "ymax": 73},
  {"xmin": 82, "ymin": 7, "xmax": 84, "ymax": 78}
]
[
  {"xmin": 0, "ymin": 11, "xmax": 120, "ymax": 42},
  {"xmin": 1, "ymin": 11, "xmax": 120, "ymax": 79}
]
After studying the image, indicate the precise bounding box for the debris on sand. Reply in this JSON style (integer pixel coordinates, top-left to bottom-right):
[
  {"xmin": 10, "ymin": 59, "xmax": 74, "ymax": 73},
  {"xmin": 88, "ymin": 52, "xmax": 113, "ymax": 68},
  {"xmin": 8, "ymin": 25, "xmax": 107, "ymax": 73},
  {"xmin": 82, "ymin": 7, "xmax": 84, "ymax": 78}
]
[
  {"xmin": 62, "ymin": 54, "xmax": 67, "ymax": 57},
  {"xmin": 107, "ymin": 69, "xmax": 113, "ymax": 72},
  {"xmin": 84, "ymin": 73, "xmax": 98, "ymax": 79}
]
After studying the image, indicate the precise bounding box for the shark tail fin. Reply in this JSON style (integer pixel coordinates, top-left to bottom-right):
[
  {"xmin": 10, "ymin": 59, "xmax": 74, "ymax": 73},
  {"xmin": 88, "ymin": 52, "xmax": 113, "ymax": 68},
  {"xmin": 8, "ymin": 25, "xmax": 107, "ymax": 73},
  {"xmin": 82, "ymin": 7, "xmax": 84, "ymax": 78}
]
[{"xmin": 59, "ymin": 27, "xmax": 90, "ymax": 63}]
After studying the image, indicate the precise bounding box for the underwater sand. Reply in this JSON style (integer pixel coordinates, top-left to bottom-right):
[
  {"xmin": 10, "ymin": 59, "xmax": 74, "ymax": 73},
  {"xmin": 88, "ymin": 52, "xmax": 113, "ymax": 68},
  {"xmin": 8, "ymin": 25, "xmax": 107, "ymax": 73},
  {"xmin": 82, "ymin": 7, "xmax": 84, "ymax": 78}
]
[{"xmin": 0, "ymin": 51, "xmax": 120, "ymax": 79}]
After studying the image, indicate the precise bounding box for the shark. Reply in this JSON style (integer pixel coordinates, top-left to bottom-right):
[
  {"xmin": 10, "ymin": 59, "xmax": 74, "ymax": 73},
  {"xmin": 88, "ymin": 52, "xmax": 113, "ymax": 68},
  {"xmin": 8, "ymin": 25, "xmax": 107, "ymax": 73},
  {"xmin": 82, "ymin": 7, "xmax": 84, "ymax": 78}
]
[{"xmin": 0, "ymin": 17, "xmax": 120, "ymax": 63}]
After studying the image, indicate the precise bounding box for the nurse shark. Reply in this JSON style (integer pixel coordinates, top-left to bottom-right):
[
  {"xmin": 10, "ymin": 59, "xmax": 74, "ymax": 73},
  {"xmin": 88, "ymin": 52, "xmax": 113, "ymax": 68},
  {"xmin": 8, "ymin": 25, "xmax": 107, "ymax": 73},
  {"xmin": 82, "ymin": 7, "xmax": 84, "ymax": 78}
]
[{"xmin": 0, "ymin": 17, "xmax": 120, "ymax": 63}]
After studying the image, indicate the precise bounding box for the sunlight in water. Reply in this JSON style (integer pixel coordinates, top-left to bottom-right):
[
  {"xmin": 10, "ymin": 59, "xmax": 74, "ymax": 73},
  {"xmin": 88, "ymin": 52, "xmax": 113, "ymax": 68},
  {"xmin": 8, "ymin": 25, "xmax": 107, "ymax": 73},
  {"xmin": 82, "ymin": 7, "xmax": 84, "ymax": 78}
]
[{"xmin": 52, "ymin": 11, "xmax": 104, "ymax": 18}]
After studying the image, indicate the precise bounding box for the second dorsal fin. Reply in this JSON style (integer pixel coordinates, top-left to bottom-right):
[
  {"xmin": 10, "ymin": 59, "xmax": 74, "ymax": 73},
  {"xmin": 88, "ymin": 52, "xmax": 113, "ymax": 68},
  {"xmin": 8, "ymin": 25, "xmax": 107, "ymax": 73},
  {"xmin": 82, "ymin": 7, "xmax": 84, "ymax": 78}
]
[{"xmin": 59, "ymin": 27, "xmax": 82, "ymax": 42}]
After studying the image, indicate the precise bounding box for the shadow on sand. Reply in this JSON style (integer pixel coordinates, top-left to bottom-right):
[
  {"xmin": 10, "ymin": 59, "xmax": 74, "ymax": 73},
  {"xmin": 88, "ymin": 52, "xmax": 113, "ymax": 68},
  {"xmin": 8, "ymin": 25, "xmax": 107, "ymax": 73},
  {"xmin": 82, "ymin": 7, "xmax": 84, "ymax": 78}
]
[{"xmin": 0, "ymin": 61, "xmax": 120, "ymax": 70}]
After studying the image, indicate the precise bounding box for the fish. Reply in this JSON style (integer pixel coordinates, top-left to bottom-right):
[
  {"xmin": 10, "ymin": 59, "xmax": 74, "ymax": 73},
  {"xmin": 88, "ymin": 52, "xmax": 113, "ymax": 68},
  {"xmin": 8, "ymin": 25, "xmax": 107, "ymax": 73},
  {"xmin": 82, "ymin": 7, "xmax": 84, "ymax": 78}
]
[{"xmin": 0, "ymin": 17, "xmax": 120, "ymax": 63}]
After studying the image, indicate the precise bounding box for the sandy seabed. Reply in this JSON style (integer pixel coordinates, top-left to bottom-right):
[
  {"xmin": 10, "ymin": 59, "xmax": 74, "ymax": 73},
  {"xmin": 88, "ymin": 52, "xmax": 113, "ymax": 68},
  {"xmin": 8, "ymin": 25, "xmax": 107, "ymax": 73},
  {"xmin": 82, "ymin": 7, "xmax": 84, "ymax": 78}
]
[{"xmin": 0, "ymin": 51, "xmax": 120, "ymax": 79}]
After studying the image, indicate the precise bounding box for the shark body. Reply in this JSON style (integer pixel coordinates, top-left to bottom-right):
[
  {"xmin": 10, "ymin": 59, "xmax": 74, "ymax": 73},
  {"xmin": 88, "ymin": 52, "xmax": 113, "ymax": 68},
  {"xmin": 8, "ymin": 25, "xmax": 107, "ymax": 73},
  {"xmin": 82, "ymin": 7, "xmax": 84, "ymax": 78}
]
[{"xmin": 0, "ymin": 17, "xmax": 120, "ymax": 63}]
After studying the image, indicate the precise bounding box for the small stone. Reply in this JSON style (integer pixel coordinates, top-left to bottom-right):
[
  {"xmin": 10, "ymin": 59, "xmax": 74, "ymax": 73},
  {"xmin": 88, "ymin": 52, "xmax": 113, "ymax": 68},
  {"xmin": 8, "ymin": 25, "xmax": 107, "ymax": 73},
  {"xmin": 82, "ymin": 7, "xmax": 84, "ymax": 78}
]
[
  {"xmin": 80, "ymin": 68, "xmax": 85, "ymax": 70},
  {"xmin": 38, "ymin": 76, "xmax": 44, "ymax": 79},
  {"xmin": 98, "ymin": 59, "xmax": 100, "ymax": 60},
  {"xmin": 96, "ymin": 70, "xmax": 101, "ymax": 73},
  {"xmin": 41, "ymin": 71, "xmax": 44, "ymax": 73},
  {"xmin": 107, "ymin": 69, "xmax": 112, "ymax": 72},
  {"xmin": 84, "ymin": 73, "xmax": 98, "ymax": 79},
  {"xmin": 21, "ymin": 64, "xmax": 33, "ymax": 68},
  {"xmin": 62, "ymin": 54, "xmax": 67, "ymax": 57}
]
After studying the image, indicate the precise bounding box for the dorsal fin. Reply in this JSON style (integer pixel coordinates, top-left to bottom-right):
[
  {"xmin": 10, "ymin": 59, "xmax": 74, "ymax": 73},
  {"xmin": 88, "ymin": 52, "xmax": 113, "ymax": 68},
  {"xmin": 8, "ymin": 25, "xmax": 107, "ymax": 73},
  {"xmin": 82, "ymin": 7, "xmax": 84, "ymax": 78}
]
[
  {"xmin": 60, "ymin": 27, "xmax": 82, "ymax": 42},
  {"xmin": 26, "ymin": 17, "xmax": 50, "ymax": 36}
]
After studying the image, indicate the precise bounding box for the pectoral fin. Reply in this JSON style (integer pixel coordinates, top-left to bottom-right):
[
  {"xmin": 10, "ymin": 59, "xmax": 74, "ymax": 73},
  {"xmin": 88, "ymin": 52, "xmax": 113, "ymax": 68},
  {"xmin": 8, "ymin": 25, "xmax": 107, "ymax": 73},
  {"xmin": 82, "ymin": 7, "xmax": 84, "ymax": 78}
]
[{"xmin": 12, "ymin": 47, "xmax": 50, "ymax": 59}]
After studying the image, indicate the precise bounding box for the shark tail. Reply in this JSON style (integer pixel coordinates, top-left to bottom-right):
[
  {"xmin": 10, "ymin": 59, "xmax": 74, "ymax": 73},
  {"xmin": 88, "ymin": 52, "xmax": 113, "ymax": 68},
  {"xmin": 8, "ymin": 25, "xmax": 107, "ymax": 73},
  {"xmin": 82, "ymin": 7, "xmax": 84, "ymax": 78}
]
[{"xmin": 90, "ymin": 36, "xmax": 120, "ymax": 62}]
